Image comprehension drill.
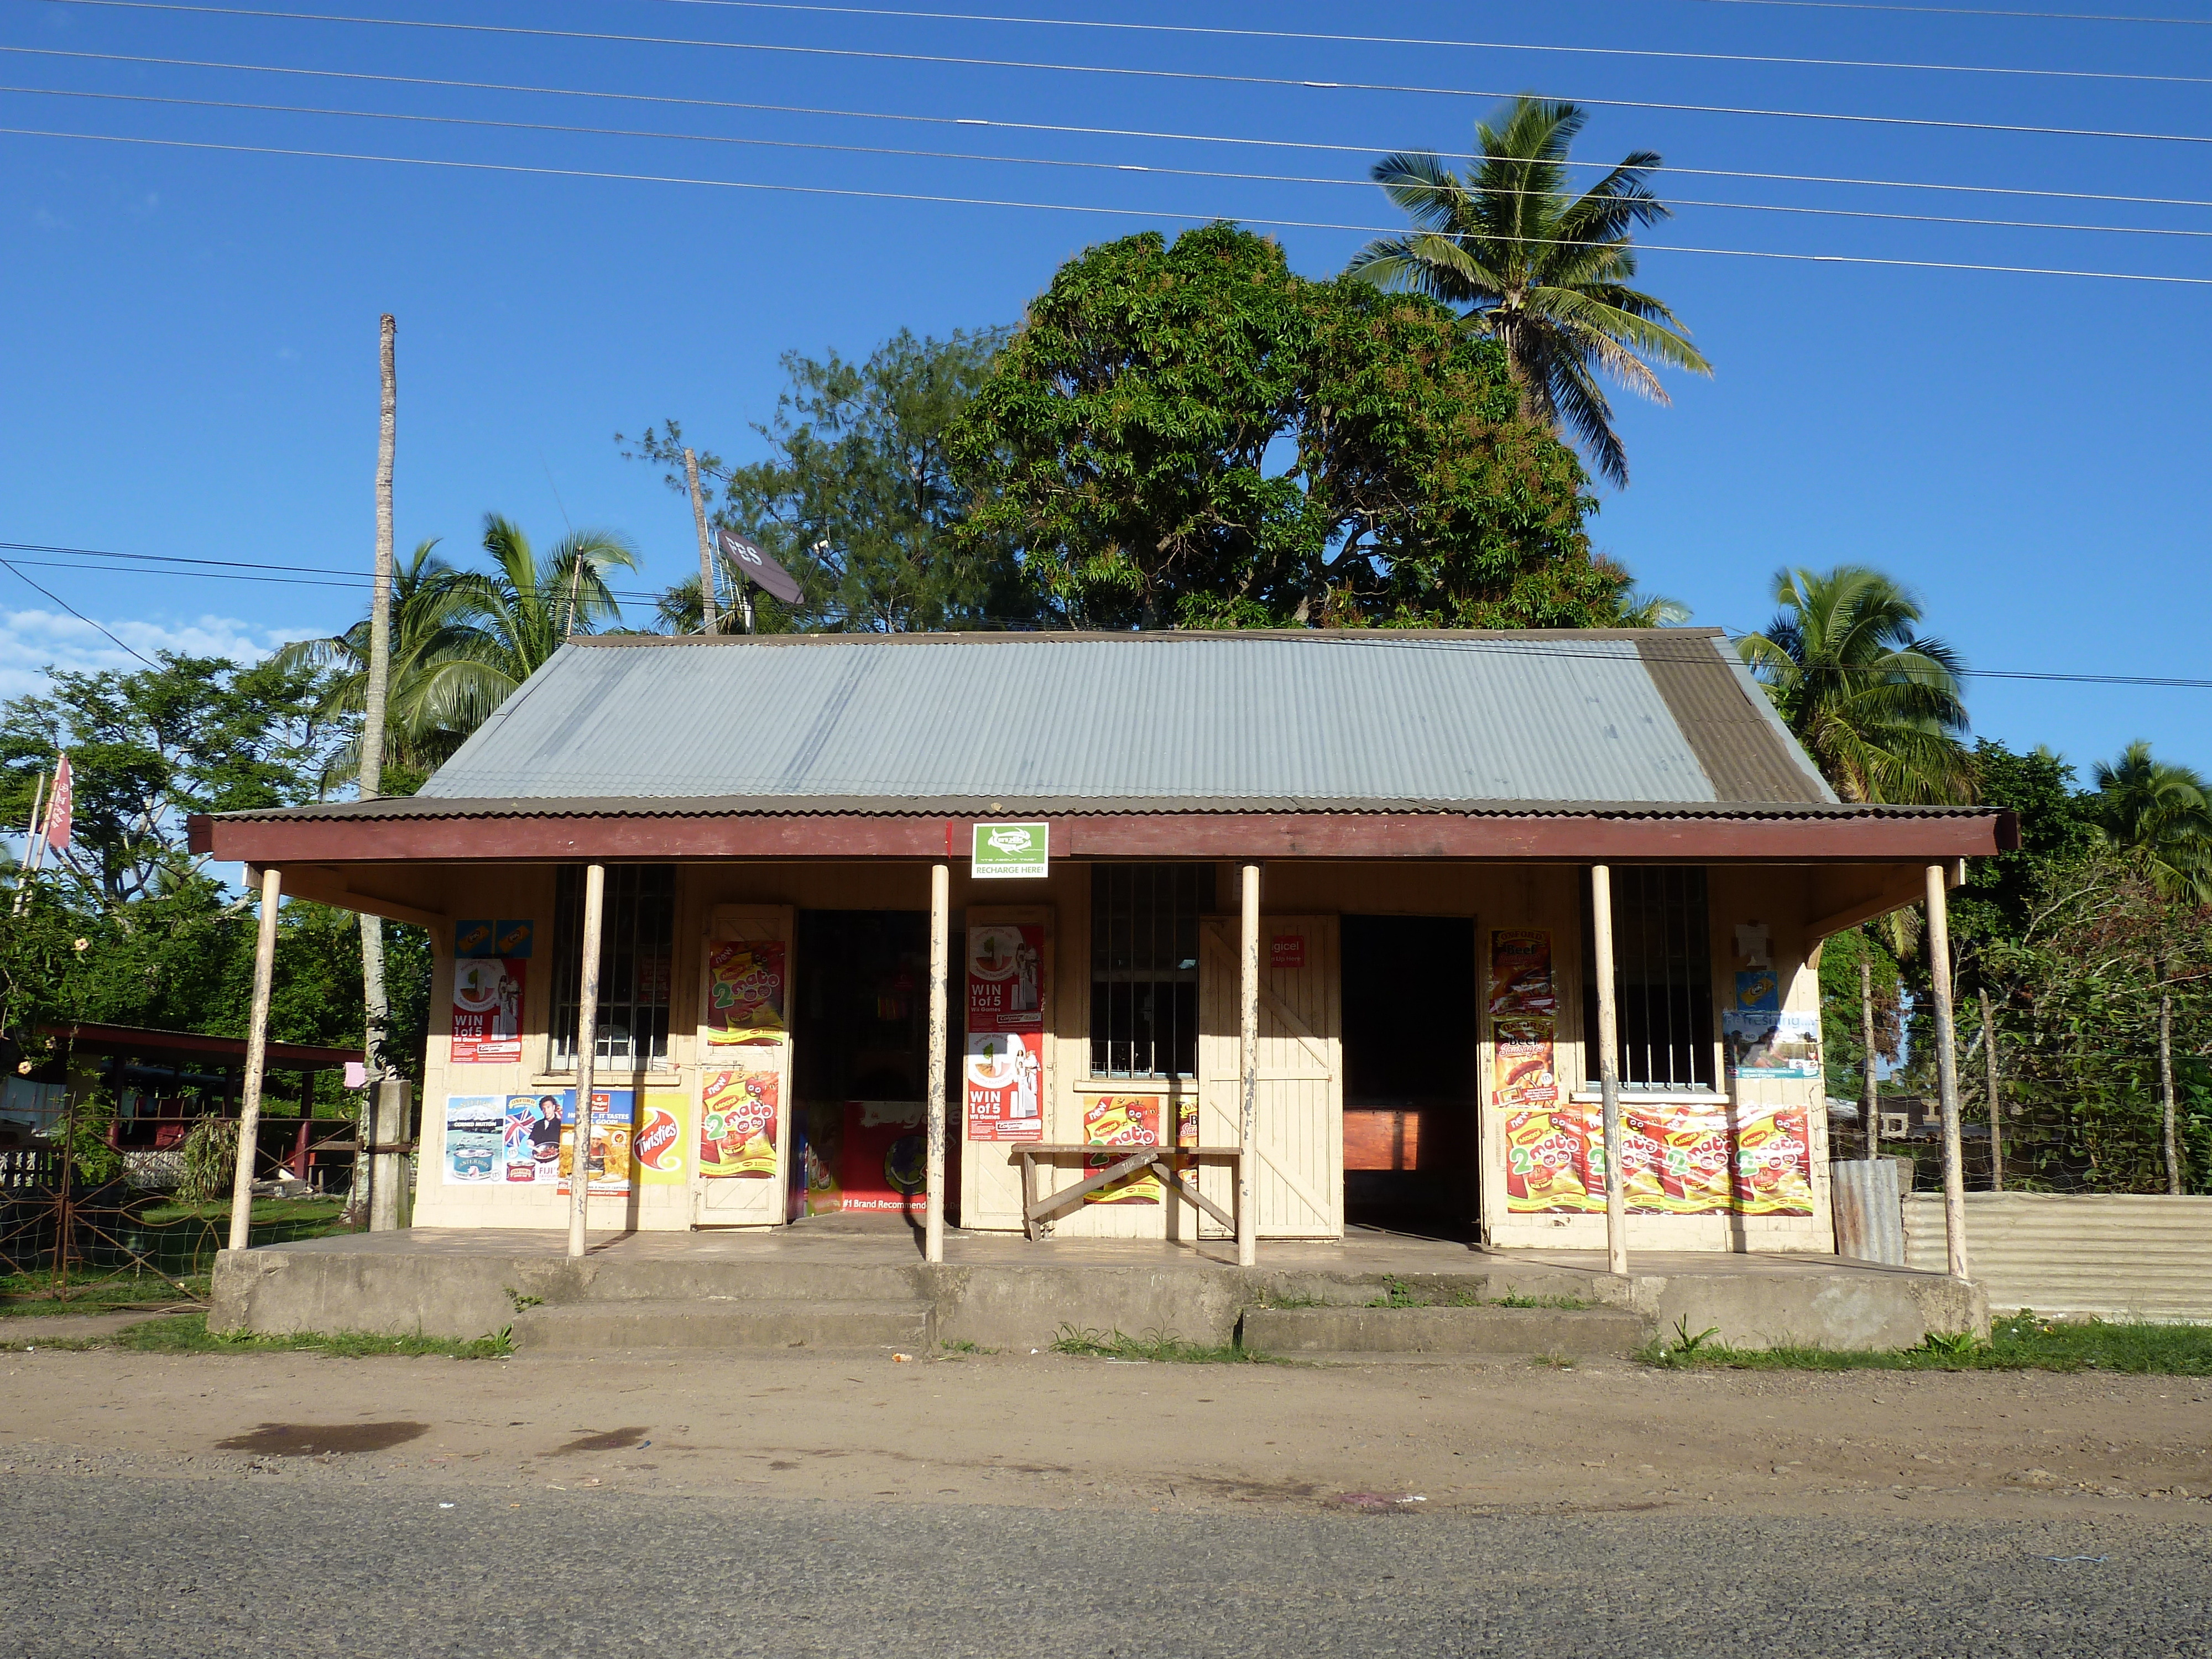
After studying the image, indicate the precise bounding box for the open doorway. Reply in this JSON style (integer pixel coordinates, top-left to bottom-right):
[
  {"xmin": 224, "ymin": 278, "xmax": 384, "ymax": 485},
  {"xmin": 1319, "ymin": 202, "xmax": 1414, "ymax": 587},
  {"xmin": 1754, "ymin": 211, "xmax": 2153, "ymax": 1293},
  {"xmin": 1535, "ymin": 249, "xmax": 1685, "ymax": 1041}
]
[
  {"xmin": 789, "ymin": 910, "xmax": 956, "ymax": 1231},
  {"xmin": 1340, "ymin": 915, "xmax": 1478, "ymax": 1236}
]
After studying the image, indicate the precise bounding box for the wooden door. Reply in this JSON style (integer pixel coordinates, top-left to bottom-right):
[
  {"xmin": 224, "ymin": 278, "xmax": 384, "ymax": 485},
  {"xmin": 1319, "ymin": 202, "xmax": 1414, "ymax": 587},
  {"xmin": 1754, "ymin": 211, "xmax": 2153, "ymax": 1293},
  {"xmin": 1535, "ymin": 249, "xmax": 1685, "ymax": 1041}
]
[
  {"xmin": 1198, "ymin": 914, "xmax": 1342, "ymax": 1239},
  {"xmin": 692, "ymin": 904, "xmax": 795, "ymax": 1228}
]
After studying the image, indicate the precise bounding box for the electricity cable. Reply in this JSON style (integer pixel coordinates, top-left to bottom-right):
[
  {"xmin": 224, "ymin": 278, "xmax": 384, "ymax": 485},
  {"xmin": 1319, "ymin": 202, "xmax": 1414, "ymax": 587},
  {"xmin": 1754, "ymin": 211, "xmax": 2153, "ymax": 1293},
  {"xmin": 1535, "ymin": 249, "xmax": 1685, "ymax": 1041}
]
[
  {"xmin": 1679, "ymin": 0, "xmax": 2212, "ymax": 25},
  {"xmin": 35, "ymin": 1, "xmax": 2212, "ymax": 145},
  {"xmin": 14, "ymin": 44, "xmax": 2212, "ymax": 213},
  {"xmin": 6, "ymin": 541, "xmax": 2211, "ymax": 690},
  {"xmin": 0, "ymin": 557, "xmax": 161, "ymax": 665},
  {"xmin": 11, "ymin": 84, "xmax": 2210, "ymax": 241},
  {"xmin": 625, "ymin": 0, "xmax": 2212, "ymax": 84},
  {"xmin": 8, "ymin": 123, "xmax": 2212, "ymax": 285}
]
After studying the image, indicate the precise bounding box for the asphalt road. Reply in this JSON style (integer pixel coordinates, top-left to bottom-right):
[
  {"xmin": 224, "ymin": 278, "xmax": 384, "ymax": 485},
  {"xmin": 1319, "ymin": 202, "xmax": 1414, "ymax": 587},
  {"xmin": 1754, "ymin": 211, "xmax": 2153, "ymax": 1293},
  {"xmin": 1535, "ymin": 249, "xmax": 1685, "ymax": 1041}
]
[{"xmin": 4, "ymin": 1468, "xmax": 2204, "ymax": 1658}]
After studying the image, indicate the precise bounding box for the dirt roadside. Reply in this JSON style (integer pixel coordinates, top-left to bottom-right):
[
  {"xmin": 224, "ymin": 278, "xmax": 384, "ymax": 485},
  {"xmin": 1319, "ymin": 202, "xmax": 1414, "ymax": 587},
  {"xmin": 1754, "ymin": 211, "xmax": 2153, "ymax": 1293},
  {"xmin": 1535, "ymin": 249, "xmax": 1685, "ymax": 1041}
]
[{"xmin": 2, "ymin": 1344, "xmax": 2206, "ymax": 1522}]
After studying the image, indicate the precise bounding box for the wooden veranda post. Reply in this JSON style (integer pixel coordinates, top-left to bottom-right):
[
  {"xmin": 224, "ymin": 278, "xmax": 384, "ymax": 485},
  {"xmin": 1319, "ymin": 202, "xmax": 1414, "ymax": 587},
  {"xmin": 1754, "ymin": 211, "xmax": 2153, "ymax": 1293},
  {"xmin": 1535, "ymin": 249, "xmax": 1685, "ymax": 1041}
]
[
  {"xmin": 1860, "ymin": 959, "xmax": 1879, "ymax": 1164},
  {"xmin": 925, "ymin": 861, "xmax": 950, "ymax": 1265},
  {"xmin": 1589, "ymin": 865, "xmax": 1628, "ymax": 1278},
  {"xmin": 1236, "ymin": 864, "xmax": 1260, "ymax": 1270},
  {"xmin": 682, "ymin": 446, "xmax": 719, "ymax": 635},
  {"xmin": 1981, "ymin": 987, "xmax": 2003, "ymax": 1193},
  {"xmin": 567, "ymin": 864, "xmax": 606, "ymax": 1260},
  {"xmin": 1924, "ymin": 864, "xmax": 1970, "ymax": 1281},
  {"xmin": 227, "ymin": 865, "xmax": 284, "ymax": 1254},
  {"xmin": 2161, "ymin": 990, "xmax": 2182, "ymax": 1197}
]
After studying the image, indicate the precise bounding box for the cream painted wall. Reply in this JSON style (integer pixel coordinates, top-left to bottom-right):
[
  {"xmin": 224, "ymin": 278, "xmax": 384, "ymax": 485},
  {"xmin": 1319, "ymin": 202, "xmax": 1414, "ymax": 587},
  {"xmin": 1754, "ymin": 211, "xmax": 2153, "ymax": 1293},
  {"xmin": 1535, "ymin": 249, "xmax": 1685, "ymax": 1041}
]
[{"xmin": 405, "ymin": 857, "xmax": 1839, "ymax": 1254}]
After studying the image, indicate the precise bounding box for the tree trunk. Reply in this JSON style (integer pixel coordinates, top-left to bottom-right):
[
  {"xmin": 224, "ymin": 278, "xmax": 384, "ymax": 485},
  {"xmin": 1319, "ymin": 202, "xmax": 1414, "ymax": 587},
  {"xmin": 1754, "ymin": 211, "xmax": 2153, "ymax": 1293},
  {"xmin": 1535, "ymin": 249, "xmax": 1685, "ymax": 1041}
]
[{"xmin": 350, "ymin": 315, "xmax": 398, "ymax": 1218}]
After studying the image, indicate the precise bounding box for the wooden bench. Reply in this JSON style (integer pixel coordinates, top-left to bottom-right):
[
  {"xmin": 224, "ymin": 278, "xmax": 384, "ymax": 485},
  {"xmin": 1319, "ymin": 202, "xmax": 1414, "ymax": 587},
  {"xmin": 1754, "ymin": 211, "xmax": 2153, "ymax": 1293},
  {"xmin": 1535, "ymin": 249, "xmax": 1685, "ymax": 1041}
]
[{"xmin": 1016, "ymin": 1144, "xmax": 1243, "ymax": 1241}]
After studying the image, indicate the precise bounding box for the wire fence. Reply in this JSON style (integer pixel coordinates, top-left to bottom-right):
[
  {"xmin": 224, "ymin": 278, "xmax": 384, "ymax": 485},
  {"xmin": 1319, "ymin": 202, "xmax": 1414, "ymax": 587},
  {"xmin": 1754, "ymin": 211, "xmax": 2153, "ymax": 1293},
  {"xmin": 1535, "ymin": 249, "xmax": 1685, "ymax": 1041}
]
[{"xmin": 1823, "ymin": 1014, "xmax": 2208, "ymax": 1197}]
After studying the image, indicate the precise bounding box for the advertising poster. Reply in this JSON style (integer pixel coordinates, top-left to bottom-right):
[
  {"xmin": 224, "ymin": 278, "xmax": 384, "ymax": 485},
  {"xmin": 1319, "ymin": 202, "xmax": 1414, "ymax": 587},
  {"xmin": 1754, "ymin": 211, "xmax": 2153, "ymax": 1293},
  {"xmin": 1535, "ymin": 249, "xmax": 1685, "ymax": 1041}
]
[
  {"xmin": 1503, "ymin": 1099, "xmax": 1814, "ymax": 1215},
  {"xmin": 1488, "ymin": 930, "xmax": 1559, "ymax": 1110},
  {"xmin": 1082, "ymin": 1095, "xmax": 1162, "ymax": 1204},
  {"xmin": 699, "ymin": 1062, "xmax": 780, "ymax": 1177},
  {"xmin": 705, "ymin": 941, "xmax": 788, "ymax": 1046},
  {"xmin": 558, "ymin": 1089, "xmax": 638, "ymax": 1198},
  {"xmin": 450, "ymin": 957, "xmax": 526, "ymax": 1064},
  {"xmin": 441, "ymin": 1095, "xmax": 504, "ymax": 1185},
  {"xmin": 966, "ymin": 923, "xmax": 1046, "ymax": 1143},
  {"xmin": 502, "ymin": 1091, "xmax": 571, "ymax": 1186},
  {"xmin": 634, "ymin": 1092, "xmax": 688, "ymax": 1186},
  {"xmin": 966, "ymin": 1032, "xmax": 1044, "ymax": 1142},
  {"xmin": 1724, "ymin": 968, "xmax": 1823, "ymax": 1078},
  {"xmin": 968, "ymin": 924, "xmax": 1044, "ymax": 1029}
]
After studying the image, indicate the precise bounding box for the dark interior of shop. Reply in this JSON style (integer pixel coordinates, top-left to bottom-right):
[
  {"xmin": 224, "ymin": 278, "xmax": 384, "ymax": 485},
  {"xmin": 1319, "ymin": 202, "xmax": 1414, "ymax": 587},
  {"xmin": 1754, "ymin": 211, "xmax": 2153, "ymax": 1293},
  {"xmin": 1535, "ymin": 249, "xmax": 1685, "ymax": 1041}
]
[{"xmin": 1340, "ymin": 915, "xmax": 1479, "ymax": 1234}]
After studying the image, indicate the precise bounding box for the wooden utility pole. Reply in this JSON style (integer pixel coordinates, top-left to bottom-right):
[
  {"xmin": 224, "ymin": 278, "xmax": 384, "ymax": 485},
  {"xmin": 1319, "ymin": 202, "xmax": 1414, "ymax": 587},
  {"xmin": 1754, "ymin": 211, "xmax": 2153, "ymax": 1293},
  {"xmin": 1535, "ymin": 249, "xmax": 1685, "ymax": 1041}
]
[
  {"xmin": 1924, "ymin": 864, "xmax": 1970, "ymax": 1282},
  {"xmin": 1980, "ymin": 987, "xmax": 2003, "ymax": 1192},
  {"xmin": 567, "ymin": 864, "xmax": 607, "ymax": 1259},
  {"xmin": 229, "ymin": 867, "xmax": 284, "ymax": 1254},
  {"xmin": 1591, "ymin": 865, "xmax": 1628, "ymax": 1278},
  {"xmin": 352, "ymin": 315, "xmax": 398, "ymax": 1225},
  {"xmin": 1236, "ymin": 864, "xmax": 1260, "ymax": 1269},
  {"xmin": 2161, "ymin": 989, "xmax": 2182, "ymax": 1197},
  {"xmin": 682, "ymin": 447, "xmax": 719, "ymax": 634},
  {"xmin": 924, "ymin": 862, "xmax": 950, "ymax": 1265},
  {"xmin": 1860, "ymin": 959, "xmax": 1878, "ymax": 1164}
]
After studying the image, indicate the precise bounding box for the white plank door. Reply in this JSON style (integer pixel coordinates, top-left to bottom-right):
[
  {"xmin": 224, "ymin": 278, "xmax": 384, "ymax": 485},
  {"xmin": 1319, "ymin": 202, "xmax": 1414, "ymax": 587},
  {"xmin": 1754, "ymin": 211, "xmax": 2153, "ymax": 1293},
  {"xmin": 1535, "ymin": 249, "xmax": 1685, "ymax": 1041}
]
[
  {"xmin": 692, "ymin": 904, "xmax": 796, "ymax": 1228},
  {"xmin": 1198, "ymin": 914, "xmax": 1342, "ymax": 1239}
]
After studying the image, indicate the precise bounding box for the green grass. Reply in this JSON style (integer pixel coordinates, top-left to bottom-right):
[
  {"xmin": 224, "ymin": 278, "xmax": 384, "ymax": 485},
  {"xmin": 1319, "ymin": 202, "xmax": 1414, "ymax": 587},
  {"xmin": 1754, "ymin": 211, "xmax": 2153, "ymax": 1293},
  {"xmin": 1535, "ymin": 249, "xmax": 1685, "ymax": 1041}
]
[
  {"xmin": 0, "ymin": 1269, "xmax": 209, "ymax": 1317},
  {"xmin": 2, "ymin": 1312, "xmax": 512, "ymax": 1359},
  {"xmin": 1364, "ymin": 1276, "xmax": 1597, "ymax": 1311},
  {"xmin": 135, "ymin": 1196, "xmax": 351, "ymax": 1229},
  {"xmin": 1490, "ymin": 1291, "xmax": 1599, "ymax": 1311},
  {"xmin": 1639, "ymin": 1311, "xmax": 2212, "ymax": 1375},
  {"xmin": 1051, "ymin": 1324, "xmax": 1282, "ymax": 1364}
]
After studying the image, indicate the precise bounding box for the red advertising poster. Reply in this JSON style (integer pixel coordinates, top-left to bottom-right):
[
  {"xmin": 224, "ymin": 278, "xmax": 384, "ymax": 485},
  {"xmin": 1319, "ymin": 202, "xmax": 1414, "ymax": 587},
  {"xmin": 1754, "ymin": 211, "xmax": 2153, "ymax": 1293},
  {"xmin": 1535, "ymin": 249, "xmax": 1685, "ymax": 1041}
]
[
  {"xmin": 967, "ymin": 923, "xmax": 1044, "ymax": 1030},
  {"xmin": 1271, "ymin": 933, "xmax": 1306, "ymax": 969},
  {"xmin": 1488, "ymin": 929, "xmax": 1558, "ymax": 1112},
  {"xmin": 838, "ymin": 1100, "xmax": 930, "ymax": 1213},
  {"xmin": 451, "ymin": 958, "xmax": 526, "ymax": 1064},
  {"xmin": 1503, "ymin": 1100, "xmax": 1814, "ymax": 1215},
  {"xmin": 966, "ymin": 1031, "xmax": 1044, "ymax": 1141},
  {"xmin": 967, "ymin": 922, "xmax": 1046, "ymax": 1142},
  {"xmin": 705, "ymin": 941, "xmax": 787, "ymax": 1046}
]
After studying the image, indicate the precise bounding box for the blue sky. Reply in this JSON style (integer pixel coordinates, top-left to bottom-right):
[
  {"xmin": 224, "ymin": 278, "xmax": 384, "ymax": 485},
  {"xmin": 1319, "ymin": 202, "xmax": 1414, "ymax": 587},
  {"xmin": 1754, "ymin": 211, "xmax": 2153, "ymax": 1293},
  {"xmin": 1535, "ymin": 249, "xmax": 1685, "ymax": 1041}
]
[{"xmin": 2, "ymin": 0, "xmax": 2207, "ymax": 783}]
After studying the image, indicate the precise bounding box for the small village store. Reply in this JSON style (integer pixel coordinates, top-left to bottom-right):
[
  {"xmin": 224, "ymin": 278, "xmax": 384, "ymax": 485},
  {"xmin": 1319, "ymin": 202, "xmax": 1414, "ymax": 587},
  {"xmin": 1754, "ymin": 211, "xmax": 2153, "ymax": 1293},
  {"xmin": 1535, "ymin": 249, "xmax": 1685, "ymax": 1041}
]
[{"xmin": 193, "ymin": 630, "xmax": 2013, "ymax": 1265}]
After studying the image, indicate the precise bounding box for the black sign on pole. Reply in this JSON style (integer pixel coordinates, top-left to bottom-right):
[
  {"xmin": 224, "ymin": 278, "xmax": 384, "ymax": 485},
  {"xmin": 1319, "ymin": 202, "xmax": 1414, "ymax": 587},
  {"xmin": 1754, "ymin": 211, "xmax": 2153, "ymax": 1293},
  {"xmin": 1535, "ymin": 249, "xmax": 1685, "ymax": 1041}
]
[{"xmin": 714, "ymin": 528, "xmax": 805, "ymax": 606}]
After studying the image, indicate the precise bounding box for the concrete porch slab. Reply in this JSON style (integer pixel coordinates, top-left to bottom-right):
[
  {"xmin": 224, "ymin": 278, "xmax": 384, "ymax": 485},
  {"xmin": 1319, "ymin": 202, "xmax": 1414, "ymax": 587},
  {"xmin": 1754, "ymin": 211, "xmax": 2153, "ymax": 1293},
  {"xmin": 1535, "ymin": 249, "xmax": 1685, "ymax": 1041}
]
[{"xmin": 210, "ymin": 1224, "xmax": 1986, "ymax": 1353}]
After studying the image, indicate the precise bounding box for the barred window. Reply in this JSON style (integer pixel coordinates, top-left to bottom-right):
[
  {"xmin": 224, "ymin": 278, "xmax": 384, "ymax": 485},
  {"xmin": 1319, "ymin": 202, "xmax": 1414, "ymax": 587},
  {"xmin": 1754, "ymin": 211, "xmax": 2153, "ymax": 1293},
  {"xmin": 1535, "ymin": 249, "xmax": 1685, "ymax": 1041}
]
[
  {"xmin": 1090, "ymin": 863, "xmax": 1213, "ymax": 1079},
  {"xmin": 1582, "ymin": 865, "xmax": 1717, "ymax": 1091},
  {"xmin": 550, "ymin": 865, "xmax": 675, "ymax": 1071}
]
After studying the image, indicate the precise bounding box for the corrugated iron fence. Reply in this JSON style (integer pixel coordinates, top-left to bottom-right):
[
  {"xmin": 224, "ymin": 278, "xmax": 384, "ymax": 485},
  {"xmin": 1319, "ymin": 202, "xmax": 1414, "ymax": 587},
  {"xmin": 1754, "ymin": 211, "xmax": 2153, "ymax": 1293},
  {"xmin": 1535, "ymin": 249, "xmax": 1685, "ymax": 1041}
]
[{"xmin": 1902, "ymin": 1192, "xmax": 2212, "ymax": 1319}]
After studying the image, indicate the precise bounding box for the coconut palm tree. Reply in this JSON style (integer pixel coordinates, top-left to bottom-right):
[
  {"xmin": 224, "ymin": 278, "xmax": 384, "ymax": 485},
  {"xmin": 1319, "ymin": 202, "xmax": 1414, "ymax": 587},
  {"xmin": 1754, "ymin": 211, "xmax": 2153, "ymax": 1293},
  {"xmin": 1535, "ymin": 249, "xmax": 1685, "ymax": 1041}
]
[
  {"xmin": 404, "ymin": 515, "xmax": 638, "ymax": 740},
  {"xmin": 2091, "ymin": 741, "xmax": 2212, "ymax": 905},
  {"xmin": 275, "ymin": 539, "xmax": 474, "ymax": 792},
  {"xmin": 1345, "ymin": 96, "xmax": 1710, "ymax": 489},
  {"xmin": 1735, "ymin": 566, "xmax": 1974, "ymax": 805}
]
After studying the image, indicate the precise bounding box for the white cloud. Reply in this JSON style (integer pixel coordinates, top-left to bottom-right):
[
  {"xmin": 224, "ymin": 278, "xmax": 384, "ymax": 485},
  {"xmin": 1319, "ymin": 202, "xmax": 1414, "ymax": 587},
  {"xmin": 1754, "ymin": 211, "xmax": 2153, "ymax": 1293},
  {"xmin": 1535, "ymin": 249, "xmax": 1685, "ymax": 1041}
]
[{"xmin": 0, "ymin": 607, "xmax": 327, "ymax": 699}]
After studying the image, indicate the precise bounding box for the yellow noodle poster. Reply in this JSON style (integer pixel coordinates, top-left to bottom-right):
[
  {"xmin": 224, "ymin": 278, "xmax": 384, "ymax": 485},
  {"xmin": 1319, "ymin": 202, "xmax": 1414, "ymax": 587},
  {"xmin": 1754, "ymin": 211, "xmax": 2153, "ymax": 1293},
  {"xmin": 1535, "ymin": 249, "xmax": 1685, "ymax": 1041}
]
[{"xmin": 1082, "ymin": 1095, "xmax": 1161, "ymax": 1204}]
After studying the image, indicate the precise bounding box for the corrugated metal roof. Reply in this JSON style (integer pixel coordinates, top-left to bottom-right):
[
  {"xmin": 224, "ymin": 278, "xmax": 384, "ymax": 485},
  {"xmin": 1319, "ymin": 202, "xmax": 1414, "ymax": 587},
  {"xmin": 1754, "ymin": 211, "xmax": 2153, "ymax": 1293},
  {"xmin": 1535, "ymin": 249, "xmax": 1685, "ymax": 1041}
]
[{"xmin": 412, "ymin": 630, "xmax": 1839, "ymax": 811}]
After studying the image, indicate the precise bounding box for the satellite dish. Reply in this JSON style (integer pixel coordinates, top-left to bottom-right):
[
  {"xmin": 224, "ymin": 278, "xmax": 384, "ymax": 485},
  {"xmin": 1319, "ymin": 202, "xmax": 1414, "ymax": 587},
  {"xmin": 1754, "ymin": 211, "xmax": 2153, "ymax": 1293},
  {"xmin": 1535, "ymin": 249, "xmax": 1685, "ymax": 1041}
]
[{"xmin": 714, "ymin": 528, "xmax": 805, "ymax": 606}]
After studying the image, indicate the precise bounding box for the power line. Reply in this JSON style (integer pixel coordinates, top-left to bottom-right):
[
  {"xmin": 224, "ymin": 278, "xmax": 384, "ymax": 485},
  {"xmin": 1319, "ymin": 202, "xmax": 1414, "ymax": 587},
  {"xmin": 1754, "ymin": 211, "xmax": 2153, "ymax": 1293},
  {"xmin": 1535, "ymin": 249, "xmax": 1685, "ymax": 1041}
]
[
  {"xmin": 41, "ymin": 1, "xmax": 2212, "ymax": 145},
  {"xmin": 625, "ymin": 0, "xmax": 2212, "ymax": 84},
  {"xmin": 0, "ymin": 557, "xmax": 161, "ymax": 666},
  {"xmin": 12, "ymin": 84, "xmax": 2209, "ymax": 241},
  {"xmin": 17, "ymin": 44, "xmax": 2212, "ymax": 213},
  {"xmin": 1681, "ymin": 0, "xmax": 2212, "ymax": 24},
  {"xmin": 8, "ymin": 540, "xmax": 2212, "ymax": 690},
  {"xmin": 12, "ymin": 122, "xmax": 2212, "ymax": 285}
]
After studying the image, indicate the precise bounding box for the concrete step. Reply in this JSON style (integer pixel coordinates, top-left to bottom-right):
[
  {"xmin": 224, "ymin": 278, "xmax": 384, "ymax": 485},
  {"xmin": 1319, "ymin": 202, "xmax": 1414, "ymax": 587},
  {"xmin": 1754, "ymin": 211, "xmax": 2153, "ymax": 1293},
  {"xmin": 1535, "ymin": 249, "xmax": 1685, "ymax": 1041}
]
[
  {"xmin": 510, "ymin": 1298, "xmax": 931, "ymax": 1353},
  {"xmin": 1240, "ymin": 1305, "xmax": 1648, "ymax": 1357}
]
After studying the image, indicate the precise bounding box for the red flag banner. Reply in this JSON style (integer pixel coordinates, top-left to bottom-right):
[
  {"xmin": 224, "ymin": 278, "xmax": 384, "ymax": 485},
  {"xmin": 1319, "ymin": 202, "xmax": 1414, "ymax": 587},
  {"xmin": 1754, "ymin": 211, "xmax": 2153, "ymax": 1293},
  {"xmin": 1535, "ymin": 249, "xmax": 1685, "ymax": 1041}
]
[{"xmin": 43, "ymin": 754, "xmax": 72, "ymax": 851}]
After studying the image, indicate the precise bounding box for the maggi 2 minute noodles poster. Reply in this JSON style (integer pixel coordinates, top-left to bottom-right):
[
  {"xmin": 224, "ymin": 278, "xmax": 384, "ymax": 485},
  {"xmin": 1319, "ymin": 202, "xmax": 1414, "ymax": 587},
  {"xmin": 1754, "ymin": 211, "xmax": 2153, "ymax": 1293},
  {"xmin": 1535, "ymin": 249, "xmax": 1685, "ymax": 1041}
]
[{"xmin": 1503, "ymin": 1100, "xmax": 1814, "ymax": 1215}]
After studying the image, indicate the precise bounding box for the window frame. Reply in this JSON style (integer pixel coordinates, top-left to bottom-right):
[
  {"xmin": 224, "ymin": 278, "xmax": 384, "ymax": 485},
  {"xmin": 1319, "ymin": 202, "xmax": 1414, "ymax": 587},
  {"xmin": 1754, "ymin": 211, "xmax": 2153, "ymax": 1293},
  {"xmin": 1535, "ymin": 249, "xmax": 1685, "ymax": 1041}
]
[
  {"xmin": 1087, "ymin": 862, "xmax": 1214, "ymax": 1082},
  {"xmin": 547, "ymin": 864, "xmax": 676, "ymax": 1073},
  {"xmin": 1580, "ymin": 864, "xmax": 1720, "ymax": 1094}
]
